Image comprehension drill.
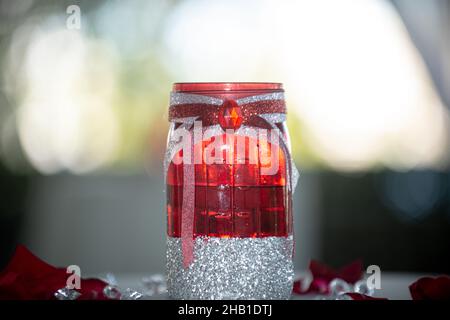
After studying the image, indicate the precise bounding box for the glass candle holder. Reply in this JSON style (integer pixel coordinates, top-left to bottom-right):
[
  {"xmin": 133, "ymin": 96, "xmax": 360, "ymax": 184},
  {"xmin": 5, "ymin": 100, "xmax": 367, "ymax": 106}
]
[{"xmin": 165, "ymin": 82, "xmax": 298, "ymax": 299}]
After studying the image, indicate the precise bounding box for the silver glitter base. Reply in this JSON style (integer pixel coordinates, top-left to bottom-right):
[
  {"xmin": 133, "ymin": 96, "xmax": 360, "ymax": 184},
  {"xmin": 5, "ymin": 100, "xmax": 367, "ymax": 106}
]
[{"xmin": 167, "ymin": 236, "xmax": 294, "ymax": 300}]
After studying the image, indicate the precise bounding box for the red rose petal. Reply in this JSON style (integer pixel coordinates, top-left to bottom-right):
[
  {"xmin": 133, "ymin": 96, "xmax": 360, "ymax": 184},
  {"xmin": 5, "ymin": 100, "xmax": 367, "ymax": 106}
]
[
  {"xmin": 309, "ymin": 278, "xmax": 329, "ymax": 294},
  {"xmin": 309, "ymin": 259, "xmax": 363, "ymax": 284},
  {"xmin": 78, "ymin": 278, "xmax": 109, "ymax": 300},
  {"xmin": 293, "ymin": 260, "xmax": 364, "ymax": 295},
  {"xmin": 338, "ymin": 260, "xmax": 363, "ymax": 284},
  {"xmin": 292, "ymin": 279, "xmax": 304, "ymax": 294},
  {"xmin": 309, "ymin": 260, "xmax": 337, "ymax": 282},
  {"xmin": 0, "ymin": 245, "xmax": 108, "ymax": 300},
  {"xmin": 410, "ymin": 276, "xmax": 450, "ymax": 300},
  {"xmin": 1, "ymin": 245, "xmax": 56, "ymax": 277}
]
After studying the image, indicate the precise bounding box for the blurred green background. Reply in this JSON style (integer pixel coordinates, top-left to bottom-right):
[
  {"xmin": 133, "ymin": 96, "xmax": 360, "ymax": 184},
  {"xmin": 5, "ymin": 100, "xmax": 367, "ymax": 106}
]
[{"xmin": 0, "ymin": 0, "xmax": 449, "ymax": 275}]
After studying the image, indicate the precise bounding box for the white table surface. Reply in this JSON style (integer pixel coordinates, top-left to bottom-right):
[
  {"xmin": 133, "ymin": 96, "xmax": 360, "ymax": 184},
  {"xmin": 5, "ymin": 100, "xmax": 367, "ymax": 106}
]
[{"xmin": 110, "ymin": 272, "xmax": 423, "ymax": 300}]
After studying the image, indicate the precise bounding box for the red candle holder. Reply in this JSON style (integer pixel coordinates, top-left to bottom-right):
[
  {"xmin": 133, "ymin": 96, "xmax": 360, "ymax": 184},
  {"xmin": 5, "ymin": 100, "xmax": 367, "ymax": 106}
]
[{"xmin": 165, "ymin": 82, "xmax": 298, "ymax": 299}]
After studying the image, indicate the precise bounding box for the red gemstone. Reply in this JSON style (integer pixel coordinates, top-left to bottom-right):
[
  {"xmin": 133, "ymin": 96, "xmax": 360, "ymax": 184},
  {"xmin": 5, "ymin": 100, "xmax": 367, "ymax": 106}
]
[{"xmin": 219, "ymin": 99, "xmax": 243, "ymax": 130}]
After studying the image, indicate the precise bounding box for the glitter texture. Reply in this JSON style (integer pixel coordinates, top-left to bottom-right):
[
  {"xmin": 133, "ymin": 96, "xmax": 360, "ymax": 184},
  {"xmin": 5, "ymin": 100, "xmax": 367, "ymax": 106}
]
[
  {"xmin": 167, "ymin": 236, "xmax": 294, "ymax": 300},
  {"xmin": 170, "ymin": 92, "xmax": 284, "ymax": 107},
  {"xmin": 170, "ymin": 92, "xmax": 223, "ymax": 106},
  {"xmin": 258, "ymin": 113, "xmax": 286, "ymax": 124},
  {"xmin": 236, "ymin": 92, "xmax": 285, "ymax": 105}
]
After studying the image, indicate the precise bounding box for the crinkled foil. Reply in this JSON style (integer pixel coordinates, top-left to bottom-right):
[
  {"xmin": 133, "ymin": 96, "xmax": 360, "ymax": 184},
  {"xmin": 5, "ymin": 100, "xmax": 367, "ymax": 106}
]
[
  {"xmin": 54, "ymin": 287, "xmax": 81, "ymax": 300},
  {"xmin": 167, "ymin": 236, "xmax": 294, "ymax": 300}
]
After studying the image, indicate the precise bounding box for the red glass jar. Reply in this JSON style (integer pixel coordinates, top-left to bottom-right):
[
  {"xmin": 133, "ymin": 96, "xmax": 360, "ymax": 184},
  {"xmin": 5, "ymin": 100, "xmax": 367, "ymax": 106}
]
[{"xmin": 165, "ymin": 83, "xmax": 295, "ymax": 300}]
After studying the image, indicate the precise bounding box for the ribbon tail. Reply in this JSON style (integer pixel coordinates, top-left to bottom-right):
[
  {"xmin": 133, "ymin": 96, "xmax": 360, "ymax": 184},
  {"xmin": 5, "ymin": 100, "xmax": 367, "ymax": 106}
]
[
  {"xmin": 258, "ymin": 114, "xmax": 299, "ymax": 259},
  {"xmin": 181, "ymin": 133, "xmax": 195, "ymax": 268}
]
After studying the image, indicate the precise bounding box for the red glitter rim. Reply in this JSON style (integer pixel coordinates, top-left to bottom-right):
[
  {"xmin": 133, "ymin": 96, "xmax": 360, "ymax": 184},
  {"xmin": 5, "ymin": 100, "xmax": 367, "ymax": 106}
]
[{"xmin": 172, "ymin": 82, "xmax": 283, "ymax": 93}]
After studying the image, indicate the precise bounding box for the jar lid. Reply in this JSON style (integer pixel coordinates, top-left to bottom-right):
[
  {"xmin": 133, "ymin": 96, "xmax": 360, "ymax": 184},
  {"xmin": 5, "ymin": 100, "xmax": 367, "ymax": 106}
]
[{"xmin": 172, "ymin": 82, "xmax": 283, "ymax": 93}]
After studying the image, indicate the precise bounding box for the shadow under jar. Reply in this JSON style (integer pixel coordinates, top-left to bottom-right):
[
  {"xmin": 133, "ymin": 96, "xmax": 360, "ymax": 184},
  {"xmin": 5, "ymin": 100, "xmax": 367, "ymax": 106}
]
[{"xmin": 165, "ymin": 82, "xmax": 295, "ymax": 299}]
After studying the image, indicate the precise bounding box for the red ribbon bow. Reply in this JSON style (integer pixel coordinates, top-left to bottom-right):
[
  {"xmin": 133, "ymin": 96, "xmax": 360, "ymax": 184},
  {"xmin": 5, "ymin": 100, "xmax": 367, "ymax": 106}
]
[{"xmin": 169, "ymin": 98, "xmax": 286, "ymax": 129}]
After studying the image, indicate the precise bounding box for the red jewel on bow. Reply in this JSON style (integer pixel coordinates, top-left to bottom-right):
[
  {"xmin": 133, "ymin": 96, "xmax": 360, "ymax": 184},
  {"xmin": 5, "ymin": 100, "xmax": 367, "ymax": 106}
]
[
  {"xmin": 0, "ymin": 245, "xmax": 108, "ymax": 300},
  {"xmin": 218, "ymin": 99, "xmax": 243, "ymax": 130},
  {"xmin": 168, "ymin": 97, "xmax": 286, "ymax": 128}
]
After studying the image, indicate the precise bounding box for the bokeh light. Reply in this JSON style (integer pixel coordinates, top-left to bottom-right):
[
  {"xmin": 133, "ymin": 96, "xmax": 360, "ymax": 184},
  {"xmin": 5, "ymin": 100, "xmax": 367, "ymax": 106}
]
[
  {"xmin": 0, "ymin": 0, "xmax": 449, "ymax": 173},
  {"xmin": 8, "ymin": 24, "xmax": 119, "ymax": 173}
]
